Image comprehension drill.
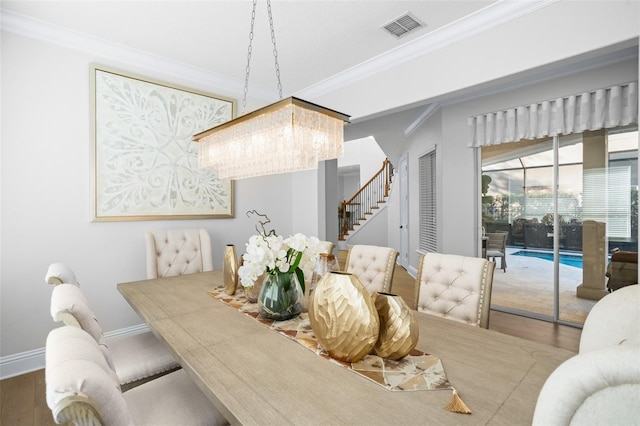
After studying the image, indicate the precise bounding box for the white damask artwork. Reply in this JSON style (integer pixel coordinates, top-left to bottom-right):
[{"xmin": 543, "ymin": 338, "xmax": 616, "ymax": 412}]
[{"xmin": 92, "ymin": 66, "xmax": 234, "ymax": 221}]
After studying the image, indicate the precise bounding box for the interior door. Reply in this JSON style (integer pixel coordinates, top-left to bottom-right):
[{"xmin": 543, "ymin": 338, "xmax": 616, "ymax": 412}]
[{"xmin": 399, "ymin": 154, "xmax": 409, "ymax": 268}]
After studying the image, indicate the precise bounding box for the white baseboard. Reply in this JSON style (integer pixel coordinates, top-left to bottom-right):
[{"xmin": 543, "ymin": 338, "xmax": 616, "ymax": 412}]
[
  {"xmin": 0, "ymin": 323, "xmax": 150, "ymax": 380},
  {"xmin": 407, "ymin": 265, "xmax": 418, "ymax": 277}
]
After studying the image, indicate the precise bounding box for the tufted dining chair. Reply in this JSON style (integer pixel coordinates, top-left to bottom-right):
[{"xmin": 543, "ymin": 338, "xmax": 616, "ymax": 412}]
[
  {"xmin": 414, "ymin": 252, "xmax": 495, "ymax": 328},
  {"xmin": 345, "ymin": 245, "xmax": 398, "ymax": 294},
  {"xmin": 45, "ymin": 325, "xmax": 228, "ymax": 426},
  {"xmin": 45, "ymin": 262, "xmax": 80, "ymax": 286},
  {"xmin": 318, "ymin": 240, "xmax": 335, "ymax": 255},
  {"xmin": 50, "ymin": 281, "xmax": 179, "ymax": 388},
  {"xmin": 145, "ymin": 228, "xmax": 213, "ymax": 279}
]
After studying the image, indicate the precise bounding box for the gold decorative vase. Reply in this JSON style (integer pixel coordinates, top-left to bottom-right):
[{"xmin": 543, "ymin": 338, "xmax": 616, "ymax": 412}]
[
  {"xmin": 372, "ymin": 292, "xmax": 419, "ymax": 360},
  {"xmin": 223, "ymin": 244, "xmax": 239, "ymax": 295},
  {"xmin": 308, "ymin": 272, "xmax": 379, "ymax": 363}
]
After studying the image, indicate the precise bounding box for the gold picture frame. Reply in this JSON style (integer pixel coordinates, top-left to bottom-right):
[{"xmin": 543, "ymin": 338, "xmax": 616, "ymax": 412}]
[{"xmin": 90, "ymin": 64, "xmax": 235, "ymax": 221}]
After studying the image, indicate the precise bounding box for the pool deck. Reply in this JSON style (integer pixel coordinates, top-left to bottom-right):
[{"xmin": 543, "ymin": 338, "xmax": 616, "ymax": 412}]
[{"xmin": 490, "ymin": 247, "xmax": 598, "ymax": 325}]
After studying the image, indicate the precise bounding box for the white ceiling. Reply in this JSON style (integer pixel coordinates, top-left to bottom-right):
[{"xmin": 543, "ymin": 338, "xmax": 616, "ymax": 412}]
[
  {"xmin": 3, "ymin": 1, "xmax": 637, "ymax": 123},
  {"xmin": 1, "ymin": 0, "xmax": 495, "ymax": 101}
]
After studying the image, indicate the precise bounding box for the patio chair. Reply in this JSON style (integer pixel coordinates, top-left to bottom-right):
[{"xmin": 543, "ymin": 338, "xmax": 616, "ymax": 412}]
[
  {"xmin": 486, "ymin": 232, "xmax": 508, "ymax": 272},
  {"xmin": 605, "ymin": 250, "xmax": 638, "ymax": 292}
]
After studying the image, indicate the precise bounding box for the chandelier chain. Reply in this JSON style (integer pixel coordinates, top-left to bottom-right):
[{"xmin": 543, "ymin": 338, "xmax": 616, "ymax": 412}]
[
  {"xmin": 242, "ymin": 0, "xmax": 258, "ymax": 114},
  {"xmin": 242, "ymin": 0, "xmax": 283, "ymax": 114},
  {"xmin": 266, "ymin": 0, "xmax": 283, "ymax": 99}
]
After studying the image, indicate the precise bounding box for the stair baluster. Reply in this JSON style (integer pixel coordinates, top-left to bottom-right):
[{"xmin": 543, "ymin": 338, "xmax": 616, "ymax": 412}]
[{"xmin": 339, "ymin": 158, "xmax": 393, "ymax": 241}]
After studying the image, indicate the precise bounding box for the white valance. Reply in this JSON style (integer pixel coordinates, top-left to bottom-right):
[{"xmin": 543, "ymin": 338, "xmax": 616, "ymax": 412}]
[{"xmin": 468, "ymin": 82, "xmax": 638, "ymax": 147}]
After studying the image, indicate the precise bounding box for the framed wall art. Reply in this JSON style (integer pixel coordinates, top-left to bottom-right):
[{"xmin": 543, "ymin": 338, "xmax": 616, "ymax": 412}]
[{"xmin": 90, "ymin": 64, "xmax": 235, "ymax": 221}]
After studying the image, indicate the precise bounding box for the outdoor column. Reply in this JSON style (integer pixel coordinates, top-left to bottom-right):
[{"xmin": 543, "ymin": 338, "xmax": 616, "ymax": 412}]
[
  {"xmin": 577, "ymin": 130, "xmax": 609, "ymax": 300},
  {"xmin": 577, "ymin": 220, "xmax": 608, "ymax": 299}
]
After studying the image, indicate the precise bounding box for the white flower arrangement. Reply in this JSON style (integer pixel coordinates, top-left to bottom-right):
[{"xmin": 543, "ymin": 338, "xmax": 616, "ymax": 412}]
[{"xmin": 238, "ymin": 212, "xmax": 321, "ymax": 293}]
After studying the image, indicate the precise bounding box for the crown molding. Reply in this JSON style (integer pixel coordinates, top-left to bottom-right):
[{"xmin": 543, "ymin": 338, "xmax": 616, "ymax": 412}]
[
  {"xmin": 0, "ymin": 8, "xmax": 278, "ymax": 103},
  {"xmin": 0, "ymin": 1, "xmax": 558, "ymax": 105},
  {"xmin": 296, "ymin": 0, "xmax": 558, "ymax": 100},
  {"xmin": 404, "ymin": 102, "xmax": 441, "ymax": 137}
]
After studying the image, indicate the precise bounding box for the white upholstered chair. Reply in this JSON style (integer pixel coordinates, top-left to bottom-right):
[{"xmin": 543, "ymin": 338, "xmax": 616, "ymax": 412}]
[
  {"xmin": 532, "ymin": 284, "xmax": 640, "ymax": 425},
  {"xmin": 414, "ymin": 252, "xmax": 495, "ymax": 328},
  {"xmin": 318, "ymin": 240, "xmax": 335, "ymax": 255},
  {"xmin": 50, "ymin": 282, "xmax": 179, "ymax": 388},
  {"xmin": 45, "ymin": 262, "xmax": 80, "ymax": 285},
  {"xmin": 485, "ymin": 231, "xmax": 508, "ymax": 272},
  {"xmin": 145, "ymin": 228, "xmax": 213, "ymax": 279},
  {"xmin": 344, "ymin": 244, "xmax": 398, "ymax": 294},
  {"xmin": 532, "ymin": 344, "xmax": 640, "ymax": 425},
  {"xmin": 579, "ymin": 284, "xmax": 639, "ymax": 354},
  {"xmin": 46, "ymin": 326, "xmax": 228, "ymax": 426}
]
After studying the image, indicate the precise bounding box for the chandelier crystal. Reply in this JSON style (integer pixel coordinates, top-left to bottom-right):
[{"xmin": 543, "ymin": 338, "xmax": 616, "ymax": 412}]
[
  {"xmin": 194, "ymin": 97, "xmax": 349, "ymax": 180},
  {"xmin": 194, "ymin": 0, "xmax": 349, "ymax": 180}
]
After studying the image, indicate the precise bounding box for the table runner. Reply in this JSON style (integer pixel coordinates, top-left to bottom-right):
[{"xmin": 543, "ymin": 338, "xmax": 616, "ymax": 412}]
[{"xmin": 208, "ymin": 286, "xmax": 471, "ymax": 414}]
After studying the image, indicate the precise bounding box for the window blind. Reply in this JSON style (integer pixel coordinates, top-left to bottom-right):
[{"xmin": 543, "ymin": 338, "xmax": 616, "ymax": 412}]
[
  {"xmin": 582, "ymin": 166, "xmax": 632, "ymax": 238},
  {"xmin": 419, "ymin": 149, "xmax": 437, "ymax": 252}
]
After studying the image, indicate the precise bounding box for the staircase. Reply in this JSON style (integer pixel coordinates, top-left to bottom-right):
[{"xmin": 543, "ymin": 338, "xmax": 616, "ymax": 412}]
[{"xmin": 339, "ymin": 158, "xmax": 393, "ymax": 241}]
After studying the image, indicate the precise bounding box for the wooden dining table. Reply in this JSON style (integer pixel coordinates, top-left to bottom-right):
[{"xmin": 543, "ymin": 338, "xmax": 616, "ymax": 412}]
[{"xmin": 117, "ymin": 271, "xmax": 574, "ymax": 425}]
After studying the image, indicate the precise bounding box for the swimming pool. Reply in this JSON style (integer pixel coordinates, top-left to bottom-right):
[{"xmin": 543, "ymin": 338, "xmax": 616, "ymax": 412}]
[{"xmin": 511, "ymin": 250, "xmax": 584, "ymax": 268}]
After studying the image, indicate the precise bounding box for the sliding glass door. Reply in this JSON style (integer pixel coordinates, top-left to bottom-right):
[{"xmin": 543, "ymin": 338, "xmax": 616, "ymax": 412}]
[{"xmin": 481, "ymin": 127, "xmax": 638, "ymax": 326}]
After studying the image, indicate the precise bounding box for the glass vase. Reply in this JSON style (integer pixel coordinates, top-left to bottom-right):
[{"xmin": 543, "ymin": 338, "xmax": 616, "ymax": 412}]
[
  {"xmin": 306, "ymin": 253, "xmax": 340, "ymax": 308},
  {"xmin": 245, "ymin": 273, "xmax": 264, "ymax": 303},
  {"xmin": 258, "ymin": 272, "xmax": 303, "ymax": 320}
]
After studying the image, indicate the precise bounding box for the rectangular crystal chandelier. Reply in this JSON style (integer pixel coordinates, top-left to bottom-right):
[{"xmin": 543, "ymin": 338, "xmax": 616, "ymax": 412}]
[{"xmin": 194, "ymin": 97, "xmax": 350, "ymax": 180}]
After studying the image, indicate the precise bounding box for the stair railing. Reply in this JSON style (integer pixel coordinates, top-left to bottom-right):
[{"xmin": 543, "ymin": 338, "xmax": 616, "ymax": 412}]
[{"xmin": 339, "ymin": 158, "xmax": 392, "ymax": 240}]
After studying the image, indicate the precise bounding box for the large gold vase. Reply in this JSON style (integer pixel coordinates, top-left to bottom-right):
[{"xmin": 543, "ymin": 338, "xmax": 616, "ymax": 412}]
[
  {"xmin": 372, "ymin": 292, "xmax": 419, "ymax": 360},
  {"xmin": 223, "ymin": 244, "xmax": 239, "ymax": 295},
  {"xmin": 308, "ymin": 272, "xmax": 379, "ymax": 363}
]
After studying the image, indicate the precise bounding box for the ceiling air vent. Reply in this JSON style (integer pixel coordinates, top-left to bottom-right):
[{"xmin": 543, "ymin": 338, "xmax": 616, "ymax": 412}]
[{"xmin": 382, "ymin": 12, "xmax": 425, "ymax": 38}]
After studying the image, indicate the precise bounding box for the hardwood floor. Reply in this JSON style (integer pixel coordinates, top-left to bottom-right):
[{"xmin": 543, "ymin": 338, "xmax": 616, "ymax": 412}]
[
  {"xmin": 1, "ymin": 252, "xmax": 581, "ymax": 425},
  {"xmin": 0, "ymin": 369, "xmax": 58, "ymax": 426}
]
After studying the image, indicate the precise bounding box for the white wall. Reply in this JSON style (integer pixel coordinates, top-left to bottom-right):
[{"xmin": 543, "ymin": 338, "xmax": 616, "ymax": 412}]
[
  {"xmin": 347, "ymin": 57, "xmax": 638, "ymax": 276},
  {"xmin": 340, "ymin": 174, "xmax": 359, "ymax": 201},
  {"xmin": 405, "ymin": 110, "xmax": 442, "ymax": 267},
  {"xmin": 358, "ymin": 137, "xmax": 387, "ymax": 183},
  {"xmin": 0, "ymin": 32, "xmax": 301, "ymax": 370},
  {"xmin": 1, "ymin": 0, "xmax": 638, "ymax": 378},
  {"xmin": 346, "ymin": 208, "xmax": 389, "ymax": 248}
]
